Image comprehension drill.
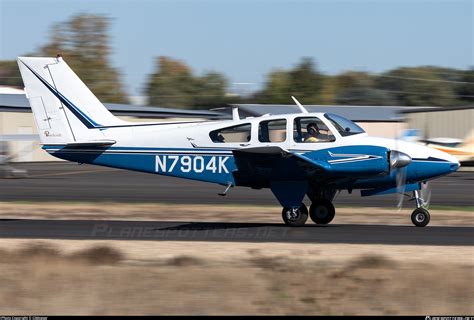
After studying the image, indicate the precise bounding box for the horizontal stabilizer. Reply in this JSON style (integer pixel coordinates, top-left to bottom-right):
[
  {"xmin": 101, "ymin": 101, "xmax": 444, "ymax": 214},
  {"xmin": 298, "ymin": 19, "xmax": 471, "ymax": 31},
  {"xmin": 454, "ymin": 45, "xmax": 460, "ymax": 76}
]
[{"xmin": 61, "ymin": 140, "xmax": 116, "ymax": 148}]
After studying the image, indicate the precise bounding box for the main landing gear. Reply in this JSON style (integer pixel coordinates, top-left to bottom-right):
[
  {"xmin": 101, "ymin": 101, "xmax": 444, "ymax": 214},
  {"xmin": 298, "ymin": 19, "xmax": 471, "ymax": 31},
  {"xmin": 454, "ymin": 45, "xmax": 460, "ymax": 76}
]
[
  {"xmin": 282, "ymin": 200, "xmax": 336, "ymax": 227},
  {"xmin": 282, "ymin": 205, "xmax": 308, "ymax": 227},
  {"xmin": 411, "ymin": 189, "xmax": 430, "ymax": 227},
  {"xmin": 309, "ymin": 199, "xmax": 335, "ymax": 225}
]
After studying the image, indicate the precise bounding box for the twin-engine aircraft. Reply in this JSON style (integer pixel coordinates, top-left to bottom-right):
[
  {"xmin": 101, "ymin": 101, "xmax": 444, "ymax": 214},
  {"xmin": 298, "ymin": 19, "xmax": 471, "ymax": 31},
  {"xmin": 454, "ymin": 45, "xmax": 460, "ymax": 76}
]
[{"xmin": 17, "ymin": 56, "xmax": 460, "ymax": 227}]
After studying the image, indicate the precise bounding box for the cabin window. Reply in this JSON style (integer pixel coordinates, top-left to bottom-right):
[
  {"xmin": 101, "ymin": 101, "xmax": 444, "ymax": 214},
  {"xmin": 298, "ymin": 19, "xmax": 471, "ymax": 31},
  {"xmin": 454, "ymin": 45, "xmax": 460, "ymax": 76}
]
[
  {"xmin": 293, "ymin": 117, "xmax": 336, "ymax": 143},
  {"xmin": 209, "ymin": 123, "xmax": 251, "ymax": 143},
  {"xmin": 258, "ymin": 119, "xmax": 286, "ymax": 143}
]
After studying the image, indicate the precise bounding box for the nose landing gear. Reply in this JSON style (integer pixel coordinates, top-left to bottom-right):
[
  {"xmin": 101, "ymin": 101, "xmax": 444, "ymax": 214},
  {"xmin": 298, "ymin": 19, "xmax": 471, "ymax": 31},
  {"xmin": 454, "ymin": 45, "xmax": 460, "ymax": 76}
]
[
  {"xmin": 411, "ymin": 189, "xmax": 430, "ymax": 227},
  {"xmin": 411, "ymin": 208, "xmax": 430, "ymax": 227}
]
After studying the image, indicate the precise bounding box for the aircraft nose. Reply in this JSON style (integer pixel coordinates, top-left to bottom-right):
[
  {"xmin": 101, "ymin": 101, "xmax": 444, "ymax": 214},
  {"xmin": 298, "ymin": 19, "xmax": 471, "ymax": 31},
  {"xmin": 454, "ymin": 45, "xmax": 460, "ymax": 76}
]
[
  {"xmin": 412, "ymin": 146, "xmax": 461, "ymax": 180},
  {"xmin": 438, "ymin": 149, "xmax": 461, "ymax": 173}
]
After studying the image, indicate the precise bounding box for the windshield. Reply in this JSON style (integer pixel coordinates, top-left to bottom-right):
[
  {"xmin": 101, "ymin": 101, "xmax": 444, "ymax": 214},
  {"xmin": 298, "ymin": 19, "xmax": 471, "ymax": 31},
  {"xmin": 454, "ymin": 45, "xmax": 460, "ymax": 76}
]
[{"xmin": 324, "ymin": 113, "xmax": 365, "ymax": 137}]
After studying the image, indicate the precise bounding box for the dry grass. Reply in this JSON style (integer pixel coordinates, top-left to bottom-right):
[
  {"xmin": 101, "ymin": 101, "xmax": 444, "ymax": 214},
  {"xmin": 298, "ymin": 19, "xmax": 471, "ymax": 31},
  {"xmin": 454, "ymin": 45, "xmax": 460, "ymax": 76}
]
[
  {"xmin": 0, "ymin": 243, "xmax": 123, "ymax": 265},
  {"xmin": 0, "ymin": 241, "xmax": 472, "ymax": 315},
  {"xmin": 0, "ymin": 202, "xmax": 472, "ymax": 314}
]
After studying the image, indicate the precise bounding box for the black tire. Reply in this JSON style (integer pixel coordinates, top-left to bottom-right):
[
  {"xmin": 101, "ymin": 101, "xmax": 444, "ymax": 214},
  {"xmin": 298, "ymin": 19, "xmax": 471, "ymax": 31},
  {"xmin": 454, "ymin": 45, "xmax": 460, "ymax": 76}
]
[
  {"xmin": 309, "ymin": 199, "xmax": 335, "ymax": 224},
  {"xmin": 282, "ymin": 204, "xmax": 308, "ymax": 227},
  {"xmin": 411, "ymin": 208, "xmax": 430, "ymax": 227}
]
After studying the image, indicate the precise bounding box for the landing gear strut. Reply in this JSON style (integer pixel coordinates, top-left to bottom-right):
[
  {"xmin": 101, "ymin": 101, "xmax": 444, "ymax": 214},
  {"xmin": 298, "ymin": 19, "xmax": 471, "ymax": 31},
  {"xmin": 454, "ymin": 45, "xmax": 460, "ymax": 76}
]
[
  {"xmin": 282, "ymin": 204, "xmax": 308, "ymax": 227},
  {"xmin": 411, "ymin": 189, "xmax": 430, "ymax": 227}
]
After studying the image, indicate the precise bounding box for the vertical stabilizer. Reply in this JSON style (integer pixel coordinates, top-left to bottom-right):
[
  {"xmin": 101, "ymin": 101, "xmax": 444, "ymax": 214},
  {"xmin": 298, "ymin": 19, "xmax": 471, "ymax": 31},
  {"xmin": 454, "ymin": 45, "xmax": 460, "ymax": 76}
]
[{"xmin": 17, "ymin": 56, "xmax": 127, "ymax": 144}]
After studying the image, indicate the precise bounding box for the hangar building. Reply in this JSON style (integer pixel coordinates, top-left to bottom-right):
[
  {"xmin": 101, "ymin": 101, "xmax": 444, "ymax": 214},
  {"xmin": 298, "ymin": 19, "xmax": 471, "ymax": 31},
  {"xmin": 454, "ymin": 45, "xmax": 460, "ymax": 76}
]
[{"xmin": 2, "ymin": 86, "xmax": 472, "ymax": 162}]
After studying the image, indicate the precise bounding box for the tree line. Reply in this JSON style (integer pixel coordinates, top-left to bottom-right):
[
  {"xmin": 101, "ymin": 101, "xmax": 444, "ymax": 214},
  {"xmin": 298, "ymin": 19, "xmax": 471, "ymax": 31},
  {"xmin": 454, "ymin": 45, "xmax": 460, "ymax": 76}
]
[{"xmin": 1, "ymin": 14, "xmax": 472, "ymax": 109}]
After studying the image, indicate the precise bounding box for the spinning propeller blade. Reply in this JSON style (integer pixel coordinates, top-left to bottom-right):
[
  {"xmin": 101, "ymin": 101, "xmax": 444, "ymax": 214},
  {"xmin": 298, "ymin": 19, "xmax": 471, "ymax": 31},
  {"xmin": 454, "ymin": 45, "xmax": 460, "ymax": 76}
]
[
  {"xmin": 392, "ymin": 122, "xmax": 411, "ymax": 210},
  {"xmin": 396, "ymin": 166, "xmax": 407, "ymax": 211},
  {"xmin": 420, "ymin": 181, "xmax": 432, "ymax": 209}
]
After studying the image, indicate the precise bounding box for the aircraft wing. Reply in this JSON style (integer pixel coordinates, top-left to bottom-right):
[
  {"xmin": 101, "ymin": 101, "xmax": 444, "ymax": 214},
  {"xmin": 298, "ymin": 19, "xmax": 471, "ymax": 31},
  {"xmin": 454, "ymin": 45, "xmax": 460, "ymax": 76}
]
[
  {"xmin": 234, "ymin": 146, "xmax": 330, "ymax": 171},
  {"xmin": 232, "ymin": 145, "xmax": 389, "ymax": 187},
  {"xmin": 0, "ymin": 134, "xmax": 40, "ymax": 142}
]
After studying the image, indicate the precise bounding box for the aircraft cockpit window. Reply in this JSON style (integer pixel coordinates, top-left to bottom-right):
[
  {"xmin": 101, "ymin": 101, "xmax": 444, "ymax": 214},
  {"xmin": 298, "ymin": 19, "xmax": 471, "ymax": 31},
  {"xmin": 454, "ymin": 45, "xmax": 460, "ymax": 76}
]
[
  {"xmin": 258, "ymin": 119, "xmax": 286, "ymax": 143},
  {"xmin": 293, "ymin": 117, "xmax": 336, "ymax": 143},
  {"xmin": 209, "ymin": 123, "xmax": 251, "ymax": 143},
  {"xmin": 324, "ymin": 113, "xmax": 365, "ymax": 137}
]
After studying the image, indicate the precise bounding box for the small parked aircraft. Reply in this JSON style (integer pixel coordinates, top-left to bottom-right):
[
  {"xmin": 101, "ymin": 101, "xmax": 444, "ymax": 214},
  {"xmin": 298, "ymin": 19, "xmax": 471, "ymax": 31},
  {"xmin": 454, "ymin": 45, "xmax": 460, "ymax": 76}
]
[
  {"xmin": 17, "ymin": 56, "xmax": 460, "ymax": 227},
  {"xmin": 0, "ymin": 134, "xmax": 39, "ymax": 178},
  {"xmin": 400, "ymin": 129, "xmax": 474, "ymax": 166}
]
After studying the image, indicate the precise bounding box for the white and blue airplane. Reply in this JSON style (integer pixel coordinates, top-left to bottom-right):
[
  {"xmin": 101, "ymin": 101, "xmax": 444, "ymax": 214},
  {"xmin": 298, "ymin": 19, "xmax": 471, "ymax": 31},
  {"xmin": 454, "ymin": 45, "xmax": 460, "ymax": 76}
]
[{"xmin": 17, "ymin": 56, "xmax": 460, "ymax": 227}]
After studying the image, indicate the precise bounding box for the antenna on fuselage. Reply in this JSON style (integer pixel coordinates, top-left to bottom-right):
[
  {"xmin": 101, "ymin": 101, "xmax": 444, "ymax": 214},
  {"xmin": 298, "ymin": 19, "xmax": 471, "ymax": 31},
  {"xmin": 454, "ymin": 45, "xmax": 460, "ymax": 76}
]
[
  {"xmin": 232, "ymin": 106, "xmax": 240, "ymax": 121},
  {"xmin": 291, "ymin": 96, "xmax": 309, "ymax": 114}
]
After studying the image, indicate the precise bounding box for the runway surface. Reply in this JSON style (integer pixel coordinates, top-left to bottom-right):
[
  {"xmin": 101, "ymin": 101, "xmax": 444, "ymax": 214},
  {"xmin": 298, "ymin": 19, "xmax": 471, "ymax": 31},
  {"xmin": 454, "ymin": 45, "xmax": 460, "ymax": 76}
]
[
  {"xmin": 1, "ymin": 162, "xmax": 473, "ymax": 207},
  {"xmin": 0, "ymin": 218, "xmax": 472, "ymax": 245}
]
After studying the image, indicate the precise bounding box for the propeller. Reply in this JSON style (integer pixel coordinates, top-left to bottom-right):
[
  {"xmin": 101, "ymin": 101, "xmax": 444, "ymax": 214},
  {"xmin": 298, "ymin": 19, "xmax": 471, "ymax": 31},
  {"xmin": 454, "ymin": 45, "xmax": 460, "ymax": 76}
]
[
  {"xmin": 395, "ymin": 166, "xmax": 407, "ymax": 210},
  {"xmin": 417, "ymin": 124, "xmax": 432, "ymax": 208},
  {"xmin": 390, "ymin": 148, "xmax": 431, "ymax": 210},
  {"xmin": 390, "ymin": 150, "xmax": 411, "ymax": 211},
  {"xmin": 391, "ymin": 120, "xmax": 414, "ymax": 211},
  {"xmin": 419, "ymin": 181, "xmax": 432, "ymax": 209}
]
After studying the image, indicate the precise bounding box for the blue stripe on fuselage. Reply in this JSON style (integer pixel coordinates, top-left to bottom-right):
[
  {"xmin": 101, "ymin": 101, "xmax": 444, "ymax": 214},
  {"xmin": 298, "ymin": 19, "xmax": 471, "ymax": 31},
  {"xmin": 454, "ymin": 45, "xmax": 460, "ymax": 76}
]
[
  {"xmin": 42, "ymin": 145, "xmax": 455, "ymax": 188},
  {"xmin": 43, "ymin": 145, "xmax": 236, "ymax": 185}
]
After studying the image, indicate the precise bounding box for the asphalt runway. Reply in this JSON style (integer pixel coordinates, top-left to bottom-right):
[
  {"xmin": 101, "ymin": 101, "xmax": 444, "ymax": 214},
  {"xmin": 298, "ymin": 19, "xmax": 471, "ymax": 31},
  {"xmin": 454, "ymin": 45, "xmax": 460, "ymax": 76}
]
[
  {"xmin": 1, "ymin": 162, "xmax": 472, "ymax": 245},
  {"xmin": 0, "ymin": 218, "xmax": 472, "ymax": 245},
  {"xmin": 1, "ymin": 162, "xmax": 473, "ymax": 207}
]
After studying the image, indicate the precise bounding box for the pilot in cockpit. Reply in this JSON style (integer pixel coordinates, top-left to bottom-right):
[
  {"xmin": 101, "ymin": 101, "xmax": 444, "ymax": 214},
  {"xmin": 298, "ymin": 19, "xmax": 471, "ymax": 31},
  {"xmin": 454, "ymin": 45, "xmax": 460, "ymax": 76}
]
[
  {"xmin": 304, "ymin": 122, "xmax": 320, "ymax": 143},
  {"xmin": 210, "ymin": 131, "xmax": 225, "ymax": 143}
]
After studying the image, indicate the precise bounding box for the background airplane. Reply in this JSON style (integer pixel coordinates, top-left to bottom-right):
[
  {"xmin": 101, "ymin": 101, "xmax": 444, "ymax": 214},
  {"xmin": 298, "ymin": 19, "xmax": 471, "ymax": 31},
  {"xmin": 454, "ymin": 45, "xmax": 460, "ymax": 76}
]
[
  {"xmin": 17, "ymin": 56, "xmax": 460, "ymax": 227},
  {"xmin": 0, "ymin": 134, "xmax": 39, "ymax": 177},
  {"xmin": 400, "ymin": 129, "xmax": 474, "ymax": 166}
]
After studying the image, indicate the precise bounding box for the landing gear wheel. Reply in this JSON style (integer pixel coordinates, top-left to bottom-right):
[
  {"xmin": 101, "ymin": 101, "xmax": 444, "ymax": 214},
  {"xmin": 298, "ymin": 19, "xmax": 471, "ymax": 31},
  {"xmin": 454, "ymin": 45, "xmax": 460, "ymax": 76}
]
[
  {"xmin": 411, "ymin": 208, "xmax": 430, "ymax": 227},
  {"xmin": 282, "ymin": 204, "xmax": 308, "ymax": 227},
  {"xmin": 309, "ymin": 200, "xmax": 335, "ymax": 224}
]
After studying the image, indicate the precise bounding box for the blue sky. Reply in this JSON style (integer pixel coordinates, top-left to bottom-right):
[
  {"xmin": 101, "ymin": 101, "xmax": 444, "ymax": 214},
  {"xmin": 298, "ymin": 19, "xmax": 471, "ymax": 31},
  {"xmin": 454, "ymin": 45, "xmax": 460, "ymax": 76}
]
[{"xmin": 1, "ymin": 0, "xmax": 472, "ymax": 96}]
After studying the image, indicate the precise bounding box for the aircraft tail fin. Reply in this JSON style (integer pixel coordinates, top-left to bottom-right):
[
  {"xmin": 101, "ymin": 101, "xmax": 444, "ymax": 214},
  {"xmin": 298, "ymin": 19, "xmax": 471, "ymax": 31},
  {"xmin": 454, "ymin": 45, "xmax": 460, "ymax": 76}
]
[{"xmin": 17, "ymin": 56, "xmax": 127, "ymax": 145}]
